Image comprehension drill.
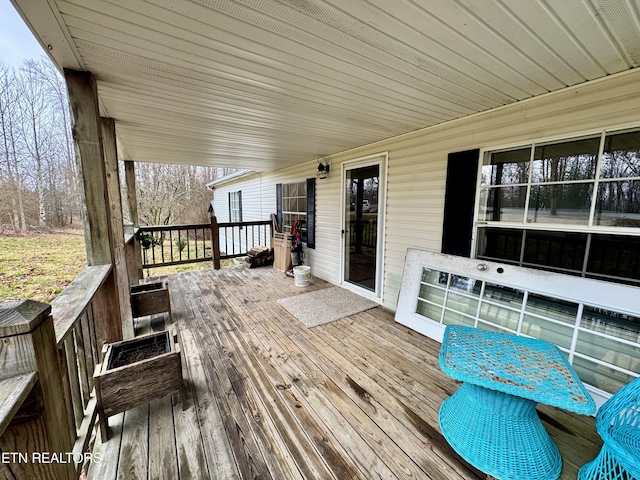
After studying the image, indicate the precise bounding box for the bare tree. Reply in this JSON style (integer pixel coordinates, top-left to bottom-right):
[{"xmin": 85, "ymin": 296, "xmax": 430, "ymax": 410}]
[
  {"xmin": 29, "ymin": 59, "xmax": 78, "ymax": 226},
  {"xmin": 136, "ymin": 162, "xmax": 236, "ymax": 226},
  {"xmin": 0, "ymin": 63, "xmax": 27, "ymax": 231},
  {"xmin": 17, "ymin": 60, "xmax": 59, "ymax": 227}
]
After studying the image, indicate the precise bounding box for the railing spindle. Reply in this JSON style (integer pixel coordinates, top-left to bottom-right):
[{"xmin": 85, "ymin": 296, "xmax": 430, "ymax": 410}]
[
  {"xmin": 169, "ymin": 230, "xmax": 174, "ymax": 263},
  {"xmin": 64, "ymin": 334, "xmax": 84, "ymax": 431},
  {"xmin": 75, "ymin": 320, "xmax": 90, "ymax": 408}
]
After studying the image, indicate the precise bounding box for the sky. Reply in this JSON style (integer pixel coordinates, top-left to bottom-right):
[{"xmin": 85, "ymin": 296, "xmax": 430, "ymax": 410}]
[{"xmin": 0, "ymin": 0, "xmax": 48, "ymax": 69}]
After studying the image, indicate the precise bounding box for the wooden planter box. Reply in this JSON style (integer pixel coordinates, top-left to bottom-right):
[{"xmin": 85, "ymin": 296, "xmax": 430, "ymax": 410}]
[
  {"xmin": 94, "ymin": 328, "xmax": 181, "ymax": 440},
  {"xmin": 130, "ymin": 281, "xmax": 172, "ymax": 321}
]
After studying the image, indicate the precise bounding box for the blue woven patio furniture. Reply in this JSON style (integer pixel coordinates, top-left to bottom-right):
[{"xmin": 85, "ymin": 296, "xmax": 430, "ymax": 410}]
[
  {"xmin": 578, "ymin": 376, "xmax": 640, "ymax": 480},
  {"xmin": 439, "ymin": 325, "xmax": 596, "ymax": 480}
]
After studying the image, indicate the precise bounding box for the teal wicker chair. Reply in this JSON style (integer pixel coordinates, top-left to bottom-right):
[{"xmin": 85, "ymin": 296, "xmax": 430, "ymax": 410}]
[{"xmin": 578, "ymin": 376, "xmax": 640, "ymax": 480}]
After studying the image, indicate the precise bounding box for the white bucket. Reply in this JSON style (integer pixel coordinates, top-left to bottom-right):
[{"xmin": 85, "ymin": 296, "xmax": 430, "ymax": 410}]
[{"xmin": 293, "ymin": 265, "xmax": 311, "ymax": 287}]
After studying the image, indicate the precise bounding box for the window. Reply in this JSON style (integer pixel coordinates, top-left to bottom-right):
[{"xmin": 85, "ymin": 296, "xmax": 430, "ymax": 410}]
[
  {"xmin": 395, "ymin": 249, "xmax": 640, "ymax": 401},
  {"xmin": 476, "ymin": 128, "xmax": 640, "ymax": 286},
  {"xmin": 414, "ymin": 265, "xmax": 639, "ymax": 395},
  {"xmin": 281, "ymin": 181, "xmax": 307, "ymax": 237},
  {"xmin": 276, "ymin": 180, "xmax": 316, "ymax": 248},
  {"xmin": 229, "ymin": 191, "xmax": 242, "ymax": 222}
]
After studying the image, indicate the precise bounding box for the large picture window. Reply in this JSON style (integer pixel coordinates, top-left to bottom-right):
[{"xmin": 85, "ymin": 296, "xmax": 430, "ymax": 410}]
[{"xmin": 476, "ymin": 128, "xmax": 640, "ymax": 286}]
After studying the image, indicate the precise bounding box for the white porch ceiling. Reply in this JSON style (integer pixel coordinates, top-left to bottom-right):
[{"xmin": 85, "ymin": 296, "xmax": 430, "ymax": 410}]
[{"xmin": 12, "ymin": 0, "xmax": 640, "ymax": 171}]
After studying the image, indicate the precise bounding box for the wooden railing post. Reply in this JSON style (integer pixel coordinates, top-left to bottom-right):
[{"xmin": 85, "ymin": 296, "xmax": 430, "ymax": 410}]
[
  {"xmin": 210, "ymin": 215, "xmax": 221, "ymax": 270},
  {"xmin": 0, "ymin": 300, "xmax": 76, "ymax": 480},
  {"xmin": 124, "ymin": 225, "xmax": 140, "ymax": 287}
]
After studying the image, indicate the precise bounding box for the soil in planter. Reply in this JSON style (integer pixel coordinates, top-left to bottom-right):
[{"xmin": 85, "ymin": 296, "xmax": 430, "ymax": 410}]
[
  {"xmin": 108, "ymin": 332, "xmax": 170, "ymax": 370},
  {"xmin": 111, "ymin": 344, "xmax": 167, "ymax": 368}
]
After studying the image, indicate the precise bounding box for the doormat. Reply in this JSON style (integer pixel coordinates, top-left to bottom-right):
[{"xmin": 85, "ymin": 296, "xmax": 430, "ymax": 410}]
[{"xmin": 277, "ymin": 287, "xmax": 378, "ymax": 328}]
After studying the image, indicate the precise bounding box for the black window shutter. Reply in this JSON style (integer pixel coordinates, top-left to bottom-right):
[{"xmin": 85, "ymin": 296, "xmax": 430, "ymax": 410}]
[
  {"xmin": 238, "ymin": 191, "xmax": 243, "ymax": 222},
  {"xmin": 276, "ymin": 183, "xmax": 283, "ymax": 229},
  {"xmin": 228, "ymin": 191, "xmax": 232, "ymax": 221},
  {"xmin": 441, "ymin": 149, "xmax": 480, "ymax": 257},
  {"xmin": 306, "ymin": 178, "xmax": 316, "ymax": 249}
]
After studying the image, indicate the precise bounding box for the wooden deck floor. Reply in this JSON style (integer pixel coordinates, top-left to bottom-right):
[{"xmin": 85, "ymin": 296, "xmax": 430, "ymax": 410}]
[{"xmin": 87, "ymin": 265, "xmax": 602, "ymax": 480}]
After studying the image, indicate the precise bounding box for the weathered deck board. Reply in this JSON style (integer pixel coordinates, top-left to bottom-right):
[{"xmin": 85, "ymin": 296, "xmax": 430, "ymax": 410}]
[
  {"xmin": 169, "ymin": 325, "xmax": 211, "ymax": 480},
  {"xmin": 87, "ymin": 265, "xmax": 602, "ymax": 480},
  {"xmin": 263, "ymin": 315, "xmax": 461, "ymax": 480},
  {"xmin": 148, "ymin": 396, "xmax": 178, "ymax": 480},
  {"xmin": 182, "ymin": 285, "xmax": 275, "ymax": 480},
  {"xmin": 86, "ymin": 412, "xmax": 123, "ymax": 480},
  {"xmin": 118, "ymin": 403, "xmax": 149, "ymax": 480}
]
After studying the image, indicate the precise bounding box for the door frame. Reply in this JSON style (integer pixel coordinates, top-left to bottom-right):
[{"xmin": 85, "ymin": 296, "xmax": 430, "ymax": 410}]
[{"xmin": 340, "ymin": 152, "xmax": 388, "ymax": 302}]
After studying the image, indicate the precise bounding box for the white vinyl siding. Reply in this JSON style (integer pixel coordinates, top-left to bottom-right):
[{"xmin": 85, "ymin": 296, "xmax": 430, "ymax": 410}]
[{"xmin": 213, "ymin": 175, "xmax": 271, "ymax": 223}]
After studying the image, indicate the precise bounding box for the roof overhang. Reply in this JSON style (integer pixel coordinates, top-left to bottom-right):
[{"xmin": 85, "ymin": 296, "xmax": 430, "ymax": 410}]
[
  {"xmin": 11, "ymin": 0, "xmax": 640, "ymax": 171},
  {"xmin": 205, "ymin": 169, "xmax": 253, "ymax": 189}
]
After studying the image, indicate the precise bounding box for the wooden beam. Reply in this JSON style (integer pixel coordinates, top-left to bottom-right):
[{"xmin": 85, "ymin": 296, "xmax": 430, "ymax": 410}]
[
  {"xmin": 102, "ymin": 118, "xmax": 134, "ymax": 340},
  {"xmin": 64, "ymin": 69, "xmax": 111, "ymax": 266},
  {"xmin": 124, "ymin": 160, "xmax": 139, "ymax": 228},
  {"xmin": 125, "ymin": 160, "xmax": 143, "ymax": 281},
  {"xmin": 64, "ymin": 69, "xmax": 123, "ymax": 346}
]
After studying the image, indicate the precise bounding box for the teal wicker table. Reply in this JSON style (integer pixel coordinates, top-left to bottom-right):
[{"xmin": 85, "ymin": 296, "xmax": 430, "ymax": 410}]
[{"xmin": 438, "ymin": 325, "xmax": 596, "ymax": 480}]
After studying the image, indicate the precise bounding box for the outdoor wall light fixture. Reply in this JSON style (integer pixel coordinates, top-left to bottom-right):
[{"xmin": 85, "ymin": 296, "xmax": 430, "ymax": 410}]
[{"xmin": 317, "ymin": 157, "xmax": 330, "ymax": 179}]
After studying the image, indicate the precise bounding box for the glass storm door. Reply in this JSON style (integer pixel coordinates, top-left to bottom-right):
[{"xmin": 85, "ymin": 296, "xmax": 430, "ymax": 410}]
[{"xmin": 343, "ymin": 157, "xmax": 383, "ymax": 296}]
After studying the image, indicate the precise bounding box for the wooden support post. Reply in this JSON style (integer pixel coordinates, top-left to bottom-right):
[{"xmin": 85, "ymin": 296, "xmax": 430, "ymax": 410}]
[
  {"xmin": 64, "ymin": 69, "xmax": 111, "ymax": 266},
  {"xmin": 210, "ymin": 215, "xmax": 221, "ymax": 270},
  {"xmin": 65, "ymin": 69, "xmax": 123, "ymax": 346},
  {"xmin": 0, "ymin": 301, "xmax": 76, "ymax": 480},
  {"xmin": 124, "ymin": 160, "xmax": 139, "ymax": 228},
  {"xmin": 124, "ymin": 160, "xmax": 143, "ymax": 282},
  {"xmin": 102, "ymin": 118, "xmax": 134, "ymax": 340}
]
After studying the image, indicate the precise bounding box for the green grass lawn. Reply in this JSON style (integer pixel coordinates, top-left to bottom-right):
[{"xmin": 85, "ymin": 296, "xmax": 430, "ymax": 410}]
[
  {"xmin": 0, "ymin": 230, "xmax": 230, "ymax": 304},
  {"xmin": 0, "ymin": 231, "xmax": 87, "ymax": 303}
]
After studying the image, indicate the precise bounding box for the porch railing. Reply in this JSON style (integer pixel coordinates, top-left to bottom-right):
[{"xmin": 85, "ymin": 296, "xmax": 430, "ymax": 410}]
[
  {"xmin": 137, "ymin": 223, "xmax": 213, "ymax": 268},
  {"xmin": 217, "ymin": 220, "xmax": 274, "ymax": 259},
  {"xmin": 350, "ymin": 218, "xmax": 377, "ymax": 249},
  {"xmin": 52, "ymin": 266, "xmax": 111, "ymax": 466},
  {"xmin": 137, "ymin": 217, "xmax": 273, "ymax": 270},
  {"xmin": 0, "ymin": 264, "xmax": 114, "ymax": 480}
]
